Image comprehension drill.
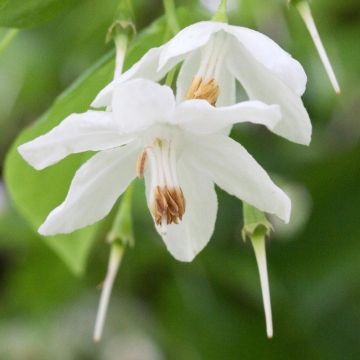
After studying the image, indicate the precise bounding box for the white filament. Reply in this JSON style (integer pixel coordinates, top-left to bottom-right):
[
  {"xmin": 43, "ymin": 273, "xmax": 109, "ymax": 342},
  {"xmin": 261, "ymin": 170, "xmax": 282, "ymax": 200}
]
[
  {"xmin": 297, "ymin": 1, "xmax": 341, "ymax": 95},
  {"xmin": 146, "ymin": 140, "xmax": 179, "ymax": 235},
  {"xmin": 251, "ymin": 236, "xmax": 273, "ymax": 338},
  {"xmin": 93, "ymin": 244, "xmax": 124, "ymax": 342},
  {"xmin": 114, "ymin": 36, "xmax": 127, "ymax": 80},
  {"xmin": 153, "ymin": 145, "xmax": 166, "ymax": 187},
  {"xmin": 145, "ymin": 147, "xmax": 159, "ymax": 187},
  {"xmin": 161, "ymin": 140, "xmax": 174, "ymax": 188},
  {"xmin": 213, "ymin": 36, "xmax": 229, "ymax": 80},
  {"xmin": 198, "ymin": 36, "xmax": 216, "ymax": 78},
  {"xmin": 169, "ymin": 141, "xmax": 180, "ymax": 187},
  {"xmin": 197, "ymin": 32, "xmax": 228, "ymax": 82}
]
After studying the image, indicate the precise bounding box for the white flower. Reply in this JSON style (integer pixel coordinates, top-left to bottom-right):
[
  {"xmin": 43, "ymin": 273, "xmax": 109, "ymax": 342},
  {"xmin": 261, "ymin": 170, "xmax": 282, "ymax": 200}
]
[
  {"xmin": 18, "ymin": 79, "xmax": 290, "ymax": 262},
  {"xmin": 92, "ymin": 21, "xmax": 312, "ymax": 145}
]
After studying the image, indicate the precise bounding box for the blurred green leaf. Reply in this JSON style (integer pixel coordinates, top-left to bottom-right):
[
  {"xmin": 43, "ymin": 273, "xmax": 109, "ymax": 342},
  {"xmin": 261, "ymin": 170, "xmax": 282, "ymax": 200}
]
[
  {"xmin": 0, "ymin": 0, "xmax": 76, "ymax": 28},
  {"xmin": 4, "ymin": 52, "xmax": 115, "ymax": 276},
  {"xmin": 4, "ymin": 14, "xmax": 170, "ymax": 275}
]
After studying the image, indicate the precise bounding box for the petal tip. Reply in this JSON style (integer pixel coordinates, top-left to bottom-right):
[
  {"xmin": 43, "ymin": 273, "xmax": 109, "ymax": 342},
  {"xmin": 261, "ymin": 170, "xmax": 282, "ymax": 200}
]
[
  {"xmin": 17, "ymin": 144, "xmax": 44, "ymax": 170},
  {"xmin": 38, "ymin": 216, "xmax": 59, "ymax": 236},
  {"xmin": 38, "ymin": 223, "xmax": 50, "ymax": 236},
  {"xmin": 170, "ymin": 249, "xmax": 196, "ymax": 263},
  {"xmin": 163, "ymin": 240, "xmax": 197, "ymax": 263},
  {"xmin": 280, "ymin": 193, "xmax": 292, "ymax": 224}
]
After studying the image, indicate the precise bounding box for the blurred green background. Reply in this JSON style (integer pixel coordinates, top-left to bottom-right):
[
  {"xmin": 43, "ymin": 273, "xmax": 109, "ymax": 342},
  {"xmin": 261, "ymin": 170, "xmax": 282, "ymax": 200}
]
[{"xmin": 1, "ymin": 0, "xmax": 360, "ymax": 359}]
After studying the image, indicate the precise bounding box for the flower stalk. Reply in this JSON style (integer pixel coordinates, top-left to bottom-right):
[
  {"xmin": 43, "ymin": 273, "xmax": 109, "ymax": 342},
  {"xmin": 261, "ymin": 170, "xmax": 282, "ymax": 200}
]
[
  {"xmin": 295, "ymin": 1, "xmax": 341, "ymax": 95},
  {"xmin": 106, "ymin": 0, "xmax": 135, "ymax": 80},
  {"xmin": 242, "ymin": 203, "xmax": 274, "ymax": 338},
  {"xmin": 93, "ymin": 242, "xmax": 125, "ymax": 342},
  {"xmin": 114, "ymin": 34, "xmax": 128, "ymax": 80},
  {"xmin": 93, "ymin": 185, "xmax": 135, "ymax": 342},
  {"xmin": 212, "ymin": 0, "xmax": 228, "ymax": 23}
]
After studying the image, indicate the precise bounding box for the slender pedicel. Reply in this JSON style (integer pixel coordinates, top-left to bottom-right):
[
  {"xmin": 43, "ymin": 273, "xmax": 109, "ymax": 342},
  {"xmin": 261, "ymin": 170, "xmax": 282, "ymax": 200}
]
[
  {"xmin": 297, "ymin": 1, "xmax": 341, "ymax": 95},
  {"xmin": 252, "ymin": 236, "xmax": 273, "ymax": 338},
  {"xmin": 93, "ymin": 244, "xmax": 124, "ymax": 342}
]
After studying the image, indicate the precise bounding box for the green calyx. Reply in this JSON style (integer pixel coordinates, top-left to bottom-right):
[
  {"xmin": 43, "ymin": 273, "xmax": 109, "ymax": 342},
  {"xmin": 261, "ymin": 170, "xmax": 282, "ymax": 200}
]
[
  {"xmin": 106, "ymin": 20, "xmax": 136, "ymax": 43},
  {"xmin": 288, "ymin": 0, "xmax": 307, "ymax": 7},
  {"xmin": 106, "ymin": 0, "xmax": 136, "ymax": 43},
  {"xmin": 241, "ymin": 203, "xmax": 273, "ymax": 242},
  {"xmin": 212, "ymin": 0, "xmax": 228, "ymax": 23}
]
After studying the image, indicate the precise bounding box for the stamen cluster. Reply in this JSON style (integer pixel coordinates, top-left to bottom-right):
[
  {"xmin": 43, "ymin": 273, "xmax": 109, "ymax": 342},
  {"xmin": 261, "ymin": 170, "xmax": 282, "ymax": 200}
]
[{"xmin": 137, "ymin": 139, "xmax": 185, "ymax": 234}]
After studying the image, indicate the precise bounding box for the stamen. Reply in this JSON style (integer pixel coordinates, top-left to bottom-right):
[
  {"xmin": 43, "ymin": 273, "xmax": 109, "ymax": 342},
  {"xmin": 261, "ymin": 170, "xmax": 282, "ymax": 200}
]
[
  {"xmin": 186, "ymin": 77, "xmax": 220, "ymax": 106},
  {"xmin": 136, "ymin": 149, "xmax": 147, "ymax": 178},
  {"xmin": 142, "ymin": 139, "xmax": 186, "ymax": 230},
  {"xmin": 185, "ymin": 33, "xmax": 228, "ymax": 105},
  {"xmin": 186, "ymin": 75, "xmax": 202, "ymax": 101}
]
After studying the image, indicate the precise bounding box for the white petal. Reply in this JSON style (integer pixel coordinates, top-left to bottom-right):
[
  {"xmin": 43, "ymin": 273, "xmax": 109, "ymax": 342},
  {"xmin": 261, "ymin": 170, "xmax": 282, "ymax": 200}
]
[
  {"xmin": 194, "ymin": 135, "xmax": 291, "ymax": 222},
  {"xmin": 175, "ymin": 49, "xmax": 236, "ymax": 108},
  {"xmin": 112, "ymin": 79, "xmax": 176, "ymax": 133},
  {"xmin": 158, "ymin": 21, "xmax": 225, "ymax": 71},
  {"xmin": 228, "ymin": 41, "xmax": 312, "ymax": 145},
  {"xmin": 144, "ymin": 158, "xmax": 218, "ymax": 262},
  {"xmin": 18, "ymin": 111, "xmax": 132, "ymax": 170},
  {"xmin": 175, "ymin": 50, "xmax": 202, "ymax": 103},
  {"xmin": 91, "ymin": 82, "xmax": 115, "ymax": 108},
  {"xmin": 226, "ymin": 25, "xmax": 307, "ymax": 96},
  {"xmin": 39, "ymin": 143, "xmax": 139, "ymax": 235},
  {"xmin": 174, "ymin": 99, "xmax": 281, "ymax": 135},
  {"xmin": 91, "ymin": 46, "xmax": 170, "ymax": 108},
  {"xmin": 216, "ymin": 64, "xmax": 236, "ymax": 107}
]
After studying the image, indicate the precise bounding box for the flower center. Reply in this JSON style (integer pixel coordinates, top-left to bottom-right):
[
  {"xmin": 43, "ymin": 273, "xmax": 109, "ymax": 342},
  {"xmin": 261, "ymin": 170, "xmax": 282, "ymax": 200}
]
[
  {"xmin": 137, "ymin": 138, "xmax": 185, "ymax": 235},
  {"xmin": 185, "ymin": 32, "xmax": 228, "ymax": 106}
]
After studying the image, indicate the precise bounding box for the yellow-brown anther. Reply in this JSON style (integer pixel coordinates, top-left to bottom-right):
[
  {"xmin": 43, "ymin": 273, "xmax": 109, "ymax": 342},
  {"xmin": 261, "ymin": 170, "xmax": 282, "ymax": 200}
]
[
  {"xmin": 136, "ymin": 149, "xmax": 147, "ymax": 178},
  {"xmin": 186, "ymin": 76, "xmax": 220, "ymax": 106},
  {"xmin": 152, "ymin": 186, "xmax": 186, "ymax": 226}
]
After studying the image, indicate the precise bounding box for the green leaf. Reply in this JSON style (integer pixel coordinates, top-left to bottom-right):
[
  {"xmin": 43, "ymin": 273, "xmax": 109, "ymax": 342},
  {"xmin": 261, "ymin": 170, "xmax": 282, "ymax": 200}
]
[
  {"xmin": 4, "ymin": 52, "xmax": 115, "ymax": 275},
  {"xmin": 4, "ymin": 15, "xmax": 169, "ymax": 275},
  {"xmin": 0, "ymin": 0, "xmax": 76, "ymax": 28}
]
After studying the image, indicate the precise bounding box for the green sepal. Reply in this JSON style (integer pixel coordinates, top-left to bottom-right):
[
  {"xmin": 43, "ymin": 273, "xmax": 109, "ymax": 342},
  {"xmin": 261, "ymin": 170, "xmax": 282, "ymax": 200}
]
[
  {"xmin": 241, "ymin": 203, "xmax": 273, "ymax": 242},
  {"xmin": 107, "ymin": 185, "xmax": 135, "ymax": 248},
  {"xmin": 212, "ymin": 0, "xmax": 228, "ymax": 23},
  {"xmin": 287, "ymin": 0, "xmax": 307, "ymax": 7},
  {"xmin": 106, "ymin": 0, "xmax": 136, "ymax": 43}
]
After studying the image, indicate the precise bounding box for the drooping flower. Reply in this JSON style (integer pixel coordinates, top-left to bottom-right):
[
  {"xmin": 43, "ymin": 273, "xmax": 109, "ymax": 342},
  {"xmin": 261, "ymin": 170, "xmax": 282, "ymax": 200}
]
[
  {"xmin": 18, "ymin": 79, "xmax": 290, "ymax": 261},
  {"xmin": 92, "ymin": 21, "xmax": 312, "ymax": 145}
]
